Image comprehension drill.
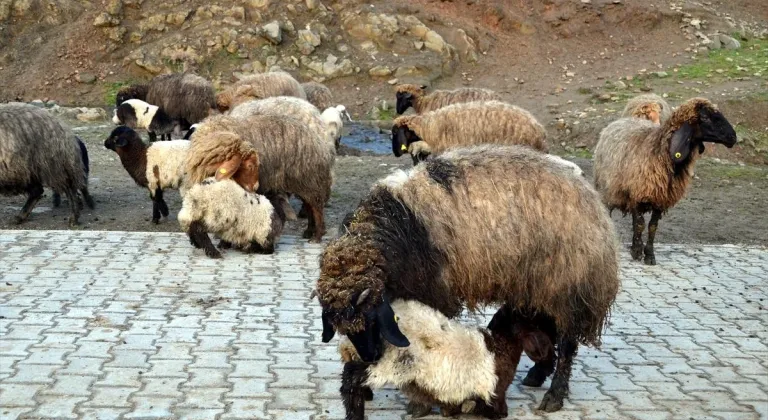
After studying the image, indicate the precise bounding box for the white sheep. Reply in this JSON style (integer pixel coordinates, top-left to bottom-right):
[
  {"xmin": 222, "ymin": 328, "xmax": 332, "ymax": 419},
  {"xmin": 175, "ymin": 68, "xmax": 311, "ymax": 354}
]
[
  {"xmin": 321, "ymin": 105, "xmax": 352, "ymax": 149},
  {"xmin": 177, "ymin": 178, "xmax": 285, "ymax": 259},
  {"xmin": 103, "ymin": 126, "xmax": 189, "ymax": 223}
]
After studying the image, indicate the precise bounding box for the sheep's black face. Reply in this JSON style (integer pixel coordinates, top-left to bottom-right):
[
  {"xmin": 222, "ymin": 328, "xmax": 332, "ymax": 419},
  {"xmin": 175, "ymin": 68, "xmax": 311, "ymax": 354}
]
[
  {"xmin": 104, "ymin": 126, "xmax": 136, "ymax": 150},
  {"xmin": 392, "ymin": 126, "xmax": 408, "ymax": 157},
  {"xmin": 696, "ymin": 107, "xmax": 737, "ymax": 147},
  {"xmin": 396, "ymin": 92, "xmax": 413, "ymax": 114}
]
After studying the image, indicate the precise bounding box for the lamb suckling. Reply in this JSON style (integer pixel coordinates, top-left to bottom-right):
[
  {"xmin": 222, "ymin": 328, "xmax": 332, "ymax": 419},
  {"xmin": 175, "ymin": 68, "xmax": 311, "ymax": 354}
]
[
  {"xmin": 302, "ymin": 81, "xmax": 334, "ymax": 111},
  {"xmin": 621, "ymin": 93, "xmax": 673, "ymax": 125},
  {"xmin": 103, "ymin": 126, "xmax": 190, "ymax": 224},
  {"xmin": 321, "ymin": 105, "xmax": 352, "ymax": 149},
  {"xmin": 1, "ymin": 103, "xmax": 94, "ymax": 226},
  {"xmin": 185, "ymin": 113, "xmax": 334, "ymax": 242},
  {"xmin": 316, "ymin": 145, "xmax": 619, "ymax": 414},
  {"xmin": 395, "ymin": 84, "xmax": 501, "ymax": 114},
  {"xmin": 113, "ymin": 99, "xmax": 180, "ymax": 142},
  {"xmin": 115, "ymin": 72, "xmax": 216, "ymax": 129},
  {"xmin": 177, "ymin": 178, "xmax": 285, "ymax": 259},
  {"xmin": 594, "ymin": 97, "xmax": 737, "ymax": 265},
  {"xmin": 215, "ymin": 71, "xmax": 306, "ymax": 112},
  {"xmin": 391, "ymin": 101, "xmax": 548, "ymax": 163},
  {"xmin": 336, "ymin": 299, "xmax": 554, "ymax": 419}
]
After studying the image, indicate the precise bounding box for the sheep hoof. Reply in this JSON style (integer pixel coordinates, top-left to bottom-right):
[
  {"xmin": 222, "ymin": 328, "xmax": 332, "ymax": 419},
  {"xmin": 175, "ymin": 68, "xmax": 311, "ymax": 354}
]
[
  {"xmin": 537, "ymin": 392, "xmax": 564, "ymax": 413},
  {"xmin": 205, "ymin": 249, "xmax": 223, "ymax": 259},
  {"xmin": 644, "ymin": 254, "xmax": 657, "ymax": 265},
  {"xmin": 302, "ymin": 228, "xmax": 314, "ymax": 240},
  {"xmin": 522, "ymin": 367, "xmax": 548, "ymax": 387},
  {"xmin": 151, "ymin": 218, "xmax": 160, "ymax": 225},
  {"xmin": 406, "ymin": 402, "xmax": 432, "ymax": 418},
  {"xmin": 460, "ymin": 400, "xmax": 476, "ymax": 414},
  {"xmin": 629, "ymin": 246, "xmax": 644, "ymax": 261},
  {"xmin": 363, "ymin": 387, "xmax": 373, "ymax": 401},
  {"xmin": 13, "ymin": 215, "xmax": 27, "ymax": 225},
  {"xmin": 68, "ymin": 217, "xmax": 80, "ymax": 228}
]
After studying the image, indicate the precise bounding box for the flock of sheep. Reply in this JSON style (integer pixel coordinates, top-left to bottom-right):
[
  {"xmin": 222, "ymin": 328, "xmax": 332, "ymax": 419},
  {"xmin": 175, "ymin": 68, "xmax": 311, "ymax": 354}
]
[{"xmin": 0, "ymin": 69, "xmax": 739, "ymax": 419}]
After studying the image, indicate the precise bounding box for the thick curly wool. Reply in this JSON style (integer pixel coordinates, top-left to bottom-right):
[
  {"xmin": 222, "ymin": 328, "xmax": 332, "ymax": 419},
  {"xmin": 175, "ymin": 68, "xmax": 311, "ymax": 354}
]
[
  {"xmin": 117, "ymin": 72, "xmax": 215, "ymax": 126},
  {"xmin": 621, "ymin": 94, "xmax": 673, "ymax": 124},
  {"xmin": 184, "ymin": 115, "xmax": 259, "ymax": 186},
  {"xmin": 178, "ymin": 178, "xmax": 281, "ymax": 248},
  {"xmin": 302, "ymin": 82, "xmax": 334, "ymax": 111},
  {"xmin": 230, "ymin": 97, "xmax": 334, "ymax": 150},
  {"xmin": 339, "ymin": 300, "xmax": 497, "ymax": 404},
  {"xmin": 543, "ymin": 154, "xmax": 584, "ymax": 177},
  {"xmin": 317, "ymin": 145, "xmax": 619, "ymax": 346},
  {"xmin": 396, "ymin": 84, "xmax": 501, "ymax": 114},
  {"xmin": 594, "ymin": 98, "xmax": 711, "ymax": 213},
  {"xmin": 394, "ymin": 101, "xmax": 548, "ymax": 154},
  {"xmin": 216, "ymin": 71, "xmax": 306, "ymax": 112}
]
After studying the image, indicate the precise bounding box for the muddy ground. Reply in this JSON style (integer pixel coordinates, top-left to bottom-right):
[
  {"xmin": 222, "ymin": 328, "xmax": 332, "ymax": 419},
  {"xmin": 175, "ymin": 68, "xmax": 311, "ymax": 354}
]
[{"xmin": 1, "ymin": 121, "xmax": 766, "ymax": 248}]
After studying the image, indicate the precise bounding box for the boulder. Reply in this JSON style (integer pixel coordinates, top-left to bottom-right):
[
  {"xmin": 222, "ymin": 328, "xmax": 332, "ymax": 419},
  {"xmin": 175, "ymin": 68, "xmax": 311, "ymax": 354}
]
[
  {"xmin": 262, "ymin": 21, "xmax": 282, "ymax": 44},
  {"xmin": 93, "ymin": 12, "xmax": 119, "ymax": 27},
  {"xmin": 368, "ymin": 65, "xmax": 393, "ymax": 77},
  {"xmin": 296, "ymin": 29, "xmax": 321, "ymax": 55}
]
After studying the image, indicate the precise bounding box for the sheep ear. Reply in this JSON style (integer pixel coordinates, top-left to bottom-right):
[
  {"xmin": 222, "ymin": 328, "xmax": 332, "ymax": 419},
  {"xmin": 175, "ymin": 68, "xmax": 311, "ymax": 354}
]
[
  {"xmin": 521, "ymin": 330, "xmax": 554, "ymax": 363},
  {"xmin": 376, "ymin": 297, "xmax": 409, "ymax": 348},
  {"xmin": 321, "ymin": 312, "xmax": 336, "ymax": 343},
  {"xmin": 215, "ymin": 157, "xmax": 241, "ymax": 181},
  {"xmin": 669, "ymin": 122, "xmax": 694, "ymax": 164}
]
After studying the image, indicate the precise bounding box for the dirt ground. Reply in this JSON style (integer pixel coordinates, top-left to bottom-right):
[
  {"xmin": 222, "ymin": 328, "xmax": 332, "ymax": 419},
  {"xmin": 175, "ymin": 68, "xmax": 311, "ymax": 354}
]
[{"xmin": 1, "ymin": 121, "xmax": 766, "ymax": 247}]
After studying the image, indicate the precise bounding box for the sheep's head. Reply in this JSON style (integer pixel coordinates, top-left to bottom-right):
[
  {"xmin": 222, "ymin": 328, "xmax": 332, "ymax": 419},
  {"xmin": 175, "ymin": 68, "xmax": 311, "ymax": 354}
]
[
  {"xmin": 104, "ymin": 126, "xmax": 141, "ymax": 151},
  {"xmin": 205, "ymin": 141, "xmax": 260, "ymax": 193},
  {"xmin": 391, "ymin": 117, "xmax": 421, "ymax": 157},
  {"xmin": 395, "ymin": 84, "xmax": 426, "ymax": 114},
  {"xmin": 215, "ymin": 92, "xmax": 232, "ymax": 113},
  {"xmin": 115, "ymin": 84, "xmax": 147, "ymax": 107},
  {"xmin": 669, "ymin": 99, "xmax": 737, "ymax": 165},
  {"xmin": 335, "ymin": 105, "xmax": 353, "ymax": 122},
  {"xmin": 487, "ymin": 306, "xmax": 555, "ymax": 364}
]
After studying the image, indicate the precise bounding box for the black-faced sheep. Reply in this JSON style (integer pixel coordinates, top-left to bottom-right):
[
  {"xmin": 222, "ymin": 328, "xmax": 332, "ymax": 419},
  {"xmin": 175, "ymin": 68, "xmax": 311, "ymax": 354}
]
[
  {"xmin": 115, "ymin": 72, "xmax": 216, "ymax": 129},
  {"xmin": 103, "ymin": 126, "xmax": 190, "ymax": 224},
  {"xmin": 1, "ymin": 103, "xmax": 94, "ymax": 226},
  {"xmin": 215, "ymin": 71, "xmax": 306, "ymax": 113},
  {"xmin": 185, "ymin": 113, "xmax": 334, "ymax": 242},
  {"xmin": 395, "ymin": 84, "xmax": 501, "ymax": 114},
  {"xmin": 621, "ymin": 93, "xmax": 673, "ymax": 125},
  {"xmin": 337, "ymin": 300, "xmax": 554, "ymax": 420},
  {"xmin": 391, "ymin": 101, "xmax": 548, "ymax": 164},
  {"xmin": 594, "ymin": 97, "xmax": 737, "ymax": 265},
  {"xmin": 316, "ymin": 144, "xmax": 620, "ymax": 413},
  {"xmin": 178, "ymin": 178, "xmax": 285, "ymax": 259},
  {"xmin": 302, "ymin": 81, "xmax": 334, "ymax": 111},
  {"xmin": 113, "ymin": 99, "xmax": 180, "ymax": 142}
]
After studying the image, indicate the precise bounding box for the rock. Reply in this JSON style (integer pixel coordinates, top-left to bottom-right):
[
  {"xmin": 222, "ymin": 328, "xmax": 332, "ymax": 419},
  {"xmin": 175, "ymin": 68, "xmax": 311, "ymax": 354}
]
[
  {"xmin": 337, "ymin": 44, "xmax": 349, "ymax": 53},
  {"xmin": 246, "ymin": 0, "xmax": 270, "ymax": 8},
  {"xmin": 566, "ymin": 71, "xmax": 575, "ymax": 78},
  {"xmin": 140, "ymin": 14, "xmax": 167, "ymax": 32},
  {"xmin": 614, "ymin": 80, "xmax": 627, "ymax": 89},
  {"xmin": 93, "ymin": 12, "xmax": 119, "ymax": 27},
  {"xmin": 388, "ymin": 78, "xmax": 399, "ymax": 85},
  {"xmin": 104, "ymin": 27, "xmax": 127, "ymax": 42},
  {"xmin": 690, "ymin": 18, "xmax": 701, "ymax": 30},
  {"xmin": 654, "ymin": 71, "xmax": 669, "ymax": 78},
  {"xmin": 306, "ymin": 0, "xmax": 318, "ymax": 10},
  {"xmin": 30, "ymin": 99, "xmax": 45, "ymax": 107},
  {"xmin": 296, "ymin": 29, "xmax": 321, "ymax": 55},
  {"xmin": 368, "ymin": 65, "xmax": 392, "ymax": 77},
  {"xmin": 443, "ymin": 29, "xmax": 478, "ymax": 62},
  {"xmin": 166, "ymin": 10, "xmax": 190, "ymax": 26},
  {"xmin": 135, "ymin": 54, "xmax": 165, "ymax": 74},
  {"xmin": 598, "ymin": 93, "xmax": 612, "ymax": 101},
  {"xmin": 106, "ymin": 0, "xmax": 123, "ymax": 16},
  {"xmin": 423, "ymin": 30, "xmax": 446, "ymax": 53},
  {"xmin": 580, "ymin": 0, "xmax": 591, "ymax": 3},
  {"xmin": 262, "ymin": 21, "xmax": 282, "ymax": 44},
  {"xmin": 77, "ymin": 108, "xmax": 107, "ymax": 122},
  {"xmin": 343, "ymin": 12, "xmax": 399, "ymax": 46},
  {"xmin": 76, "ymin": 72, "xmax": 97, "ymax": 84},
  {"xmin": 716, "ymin": 34, "xmax": 741, "ymax": 50},
  {"xmin": 414, "ymin": 41, "xmax": 424, "ymax": 50}
]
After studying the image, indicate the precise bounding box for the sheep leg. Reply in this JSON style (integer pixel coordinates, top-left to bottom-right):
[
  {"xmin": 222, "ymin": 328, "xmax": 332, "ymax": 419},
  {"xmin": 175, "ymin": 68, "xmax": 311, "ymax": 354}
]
[
  {"xmin": 302, "ymin": 202, "xmax": 326, "ymax": 242},
  {"xmin": 523, "ymin": 358, "xmax": 556, "ymax": 387},
  {"xmin": 52, "ymin": 192, "xmax": 61, "ymax": 207},
  {"xmin": 644, "ymin": 209, "xmax": 662, "ymax": 266},
  {"xmin": 64, "ymin": 189, "xmax": 81, "ymax": 227},
  {"xmin": 244, "ymin": 241, "xmax": 275, "ymax": 255},
  {"xmin": 148, "ymin": 131, "xmax": 157, "ymax": 142},
  {"xmin": 151, "ymin": 188, "xmax": 169, "ymax": 223},
  {"xmin": 630, "ymin": 210, "xmax": 645, "ymax": 261},
  {"xmin": 439, "ymin": 404, "xmax": 462, "ymax": 418},
  {"xmin": 297, "ymin": 201, "xmax": 310, "ymax": 219},
  {"xmin": 81, "ymin": 187, "xmax": 95, "ymax": 209},
  {"xmin": 538, "ymin": 336, "xmax": 578, "ymax": 412},
  {"xmin": 218, "ymin": 240, "xmax": 233, "ymax": 249},
  {"xmin": 276, "ymin": 194, "xmax": 297, "ymax": 221},
  {"xmin": 406, "ymin": 401, "xmax": 433, "ymax": 418},
  {"xmin": 15, "ymin": 183, "xmax": 45, "ymax": 224},
  {"xmin": 187, "ymin": 221, "xmax": 222, "ymax": 259},
  {"xmin": 340, "ymin": 361, "xmax": 369, "ymax": 420}
]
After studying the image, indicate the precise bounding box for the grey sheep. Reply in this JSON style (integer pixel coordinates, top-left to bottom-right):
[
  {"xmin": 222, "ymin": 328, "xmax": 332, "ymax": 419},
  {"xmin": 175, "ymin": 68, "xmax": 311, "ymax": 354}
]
[
  {"xmin": 594, "ymin": 97, "xmax": 737, "ymax": 265},
  {"xmin": 395, "ymin": 84, "xmax": 501, "ymax": 114},
  {"xmin": 316, "ymin": 145, "xmax": 619, "ymax": 415},
  {"xmin": 302, "ymin": 81, "xmax": 334, "ymax": 111},
  {"xmin": 0, "ymin": 103, "xmax": 94, "ymax": 226},
  {"xmin": 115, "ymin": 72, "xmax": 216, "ymax": 129},
  {"xmin": 215, "ymin": 71, "xmax": 306, "ymax": 112}
]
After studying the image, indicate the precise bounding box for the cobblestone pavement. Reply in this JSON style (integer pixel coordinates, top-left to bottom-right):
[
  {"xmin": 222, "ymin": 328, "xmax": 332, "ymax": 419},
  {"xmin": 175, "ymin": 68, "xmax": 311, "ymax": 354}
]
[{"xmin": 0, "ymin": 230, "xmax": 766, "ymax": 420}]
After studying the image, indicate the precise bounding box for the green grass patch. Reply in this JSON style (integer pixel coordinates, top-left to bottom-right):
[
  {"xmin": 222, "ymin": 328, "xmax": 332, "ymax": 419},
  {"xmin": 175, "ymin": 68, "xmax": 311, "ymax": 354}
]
[
  {"xmin": 103, "ymin": 81, "xmax": 130, "ymax": 105},
  {"xmin": 376, "ymin": 107, "xmax": 396, "ymax": 121},
  {"xmin": 577, "ymin": 87, "xmax": 594, "ymax": 95},
  {"xmin": 698, "ymin": 161, "xmax": 767, "ymax": 179},
  {"xmin": 676, "ymin": 38, "xmax": 768, "ymax": 81},
  {"xmin": 569, "ymin": 148, "xmax": 593, "ymax": 159}
]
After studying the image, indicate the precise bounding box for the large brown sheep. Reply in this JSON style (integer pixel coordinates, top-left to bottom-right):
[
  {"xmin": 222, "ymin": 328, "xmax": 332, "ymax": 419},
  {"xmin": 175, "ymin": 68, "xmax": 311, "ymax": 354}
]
[
  {"xmin": 395, "ymin": 84, "xmax": 501, "ymax": 114},
  {"xmin": 215, "ymin": 71, "xmax": 306, "ymax": 112}
]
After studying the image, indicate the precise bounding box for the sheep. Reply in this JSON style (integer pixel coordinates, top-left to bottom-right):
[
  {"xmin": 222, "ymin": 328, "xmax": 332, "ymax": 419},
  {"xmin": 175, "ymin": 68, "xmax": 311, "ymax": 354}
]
[
  {"xmin": 316, "ymin": 144, "xmax": 620, "ymax": 414},
  {"xmin": 395, "ymin": 84, "xmax": 501, "ymax": 114},
  {"xmin": 185, "ymin": 113, "xmax": 334, "ymax": 242},
  {"xmin": 113, "ymin": 99, "xmax": 180, "ymax": 142},
  {"xmin": 391, "ymin": 101, "xmax": 548, "ymax": 163},
  {"xmin": 115, "ymin": 72, "xmax": 216, "ymax": 129},
  {"xmin": 302, "ymin": 81, "xmax": 334, "ymax": 111},
  {"xmin": 621, "ymin": 93, "xmax": 673, "ymax": 125},
  {"xmin": 103, "ymin": 126, "xmax": 191, "ymax": 224},
  {"xmin": 0, "ymin": 103, "xmax": 94, "ymax": 226},
  {"xmin": 337, "ymin": 300, "xmax": 555, "ymax": 419},
  {"xmin": 594, "ymin": 97, "xmax": 737, "ymax": 265},
  {"xmin": 177, "ymin": 177, "xmax": 285, "ymax": 259},
  {"xmin": 321, "ymin": 105, "xmax": 353, "ymax": 149},
  {"xmin": 52, "ymin": 136, "xmax": 91, "ymax": 208},
  {"xmin": 543, "ymin": 154, "xmax": 584, "ymax": 177},
  {"xmin": 215, "ymin": 71, "xmax": 306, "ymax": 113}
]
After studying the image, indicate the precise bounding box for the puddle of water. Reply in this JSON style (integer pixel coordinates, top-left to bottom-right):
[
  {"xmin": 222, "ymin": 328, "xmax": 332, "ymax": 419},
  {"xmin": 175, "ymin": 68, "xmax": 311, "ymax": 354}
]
[{"xmin": 341, "ymin": 122, "xmax": 392, "ymax": 155}]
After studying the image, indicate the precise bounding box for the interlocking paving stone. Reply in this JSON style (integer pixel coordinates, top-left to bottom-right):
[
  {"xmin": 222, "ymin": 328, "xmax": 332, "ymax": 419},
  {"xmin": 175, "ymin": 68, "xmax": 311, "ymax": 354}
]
[{"xmin": 1, "ymin": 231, "xmax": 766, "ymax": 419}]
